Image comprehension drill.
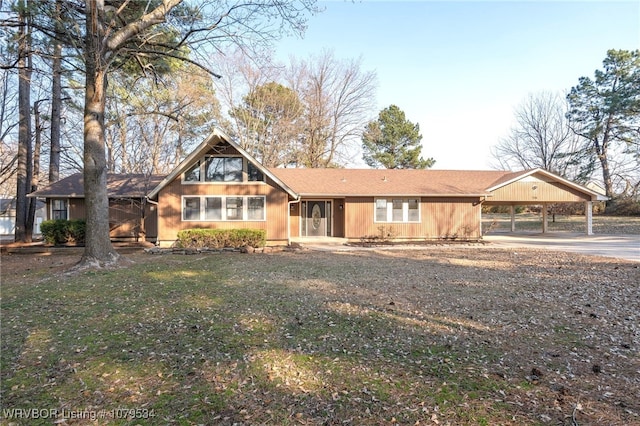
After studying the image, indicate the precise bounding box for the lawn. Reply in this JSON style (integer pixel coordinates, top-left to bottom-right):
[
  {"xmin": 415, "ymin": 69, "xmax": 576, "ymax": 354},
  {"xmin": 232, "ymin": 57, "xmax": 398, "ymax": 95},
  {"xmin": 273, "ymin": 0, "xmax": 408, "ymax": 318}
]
[
  {"xmin": 482, "ymin": 213, "xmax": 640, "ymax": 235},
  {"xmin": 1, "ymin": 246, "xmax": 639, "ymax": 425}
]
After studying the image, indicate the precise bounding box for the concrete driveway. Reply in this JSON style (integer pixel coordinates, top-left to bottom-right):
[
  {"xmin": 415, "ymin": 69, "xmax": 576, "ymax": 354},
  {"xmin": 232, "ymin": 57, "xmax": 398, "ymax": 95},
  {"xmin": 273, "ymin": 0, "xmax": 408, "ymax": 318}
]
[{"xmin": 484, "ymin": 232, "xmax": 640, "ymax": 262}]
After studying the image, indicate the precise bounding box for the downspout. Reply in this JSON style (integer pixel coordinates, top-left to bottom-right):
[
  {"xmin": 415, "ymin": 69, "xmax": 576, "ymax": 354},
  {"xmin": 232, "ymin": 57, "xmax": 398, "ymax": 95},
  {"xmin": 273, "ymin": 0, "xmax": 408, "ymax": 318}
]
[{"xmin": 287, "ymin": 196, "xmax": 301, "ymax": 246}]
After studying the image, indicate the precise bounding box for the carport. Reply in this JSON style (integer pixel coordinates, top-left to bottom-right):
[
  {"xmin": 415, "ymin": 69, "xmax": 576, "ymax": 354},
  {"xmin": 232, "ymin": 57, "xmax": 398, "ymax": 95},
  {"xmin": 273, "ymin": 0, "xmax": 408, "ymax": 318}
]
[{"xmin": 482, "ymin": 169, "xmax": 609, "ymax": 235}]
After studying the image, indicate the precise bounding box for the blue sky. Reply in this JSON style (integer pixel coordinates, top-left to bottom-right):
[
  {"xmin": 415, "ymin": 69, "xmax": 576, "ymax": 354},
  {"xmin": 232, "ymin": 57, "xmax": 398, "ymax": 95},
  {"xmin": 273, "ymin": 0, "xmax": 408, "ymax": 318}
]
[{"xmin": 275, "ymin": 1, "xmax": 640, "ymax": 170}]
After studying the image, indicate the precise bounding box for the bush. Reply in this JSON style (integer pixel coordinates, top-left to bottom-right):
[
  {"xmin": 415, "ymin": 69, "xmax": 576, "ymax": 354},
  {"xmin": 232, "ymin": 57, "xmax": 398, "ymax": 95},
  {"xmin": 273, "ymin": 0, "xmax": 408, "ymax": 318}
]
[
  {"xmin": 40, "ymin": 219, "xmax": 86, "ymax": 245},
  {"xmin": 606, "ymin": 197, "xmax": 640, "ymax": 216},
  {"xmin": 176, "ymin": 228, "xmax": 266, "ymax": 249}
]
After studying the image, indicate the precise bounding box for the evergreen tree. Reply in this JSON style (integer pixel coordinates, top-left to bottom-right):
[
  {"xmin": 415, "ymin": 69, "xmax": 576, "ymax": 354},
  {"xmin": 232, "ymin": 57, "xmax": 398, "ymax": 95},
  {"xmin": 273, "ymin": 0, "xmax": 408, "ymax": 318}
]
[
  {"xmin": 362, "ymin": 105, "xmax": 434, "ymax": 169},
  {"xmin": 566, "ymin": 49, "xmax": 640, "ymax": 199}
]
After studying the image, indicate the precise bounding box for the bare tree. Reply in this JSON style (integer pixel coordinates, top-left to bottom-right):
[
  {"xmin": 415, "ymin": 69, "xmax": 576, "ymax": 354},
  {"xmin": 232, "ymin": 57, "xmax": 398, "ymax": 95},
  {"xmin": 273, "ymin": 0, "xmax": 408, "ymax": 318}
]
[
  {"xmin": 79, "ymin": 0, "xmax": 318, "ymax": 268},
  {"xmin": 0, "ymin": 69, "xmax": 18, "ymax": 197},
  {"xmin": 287, "ymin": 50, "xmax": 377, "ymax": 167},
  {"xmin": 105, "ymin": 64, "xmax": 221, "ymax": 174},
  {"xmin": 491, "ymin": 91, "xmax": 585, "ymax": 180}
]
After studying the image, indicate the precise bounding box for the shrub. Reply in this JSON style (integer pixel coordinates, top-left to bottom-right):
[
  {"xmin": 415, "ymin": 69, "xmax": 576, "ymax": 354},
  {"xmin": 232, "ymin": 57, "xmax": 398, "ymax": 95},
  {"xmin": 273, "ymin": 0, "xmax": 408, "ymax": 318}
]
[
  {"xmin": 40, "ymin": 219, "xmax": 86, "ymax": 245},
  {"xmin": 176, "ymin": 228, "xmax": 266, "ymax": 249},
  {"xmin": 606, "ymin": 197, "xmax": 640, "ymax": 216}
]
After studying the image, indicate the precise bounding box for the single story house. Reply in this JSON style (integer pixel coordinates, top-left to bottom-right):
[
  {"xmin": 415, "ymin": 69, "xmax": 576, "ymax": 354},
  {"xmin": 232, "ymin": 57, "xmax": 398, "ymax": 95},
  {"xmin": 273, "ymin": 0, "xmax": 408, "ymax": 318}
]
[{"xmin": 31, "ymin": 128, "xmax": 608, "ymax": 246}]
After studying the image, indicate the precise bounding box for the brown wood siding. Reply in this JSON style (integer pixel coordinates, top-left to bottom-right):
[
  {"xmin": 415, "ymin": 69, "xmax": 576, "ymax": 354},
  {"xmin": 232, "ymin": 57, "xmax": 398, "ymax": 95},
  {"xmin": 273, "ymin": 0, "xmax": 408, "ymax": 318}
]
[
  {"xmin": 488, "ymin": 175, "xmax": 591, "ymax": 203},
  {"xmin": 68, "ymin": 199, "xmax": 85, "ymax": 219},
  {"xmin": 61, "ymin": 198, "xmax": 154, "ymax": 241},
  {"xmin": 289, "ymin": 202, "xmax": 300, "ymax": 238},
  {"xmin": 157, "ymin": 175, "xmax": 290, "ymax": 245},
  {"xmin": 333, "ymin": 198, "xmax": 345, "ymax": 237},
  {"xmin": 344, "ymin": 197, "xmax": 481, "ymax": 240},
  {"xmin": 109, "ymin": 199, "xmax": 149, "ymax": 240}
]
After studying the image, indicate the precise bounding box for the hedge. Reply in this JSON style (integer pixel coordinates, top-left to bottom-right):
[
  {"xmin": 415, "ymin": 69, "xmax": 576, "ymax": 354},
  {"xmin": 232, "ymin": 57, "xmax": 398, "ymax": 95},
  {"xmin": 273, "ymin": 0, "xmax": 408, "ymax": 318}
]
[
  {"xmin": 40, "ymin": 219, "xmax": 86, "ymax": 245},
  {"xmin": 176, "ymin": 228, "xmax": 266, "ymax": 249}
]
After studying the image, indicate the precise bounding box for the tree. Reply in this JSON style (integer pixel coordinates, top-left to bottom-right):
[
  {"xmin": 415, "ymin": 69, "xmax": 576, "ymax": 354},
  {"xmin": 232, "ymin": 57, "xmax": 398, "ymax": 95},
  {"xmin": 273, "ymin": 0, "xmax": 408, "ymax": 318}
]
[
  {"xmin": 214, "ymin": 48, "xmax": 377, "ymax": 168},
  {"xmin": 230, "ymin": 81, "xmax": 303, "ymax": 167},
  {"xmin": 566, "ymin": 49, "xmax": 640, "ymax": 199},
  {"xmin": 362, "ymin": 104, "xmax": 434, "ymax": 169},
  {"xmin": 105, "ymin": 64, "xmax": 221, "ymax": 174},
  {"xmin": 14, "ymin": 0, "xmax": 34, "ymax": 243},
  {"xmin": 77, "ymin": 0, "xmax": 318, "ymax": 268},
  {"xmin": 289, "ymin": 50, "xmax": 377, "ymax": 167},
  {"xmin": 491, "ymin": 91, "xmax": 586, "ymax": 180}
]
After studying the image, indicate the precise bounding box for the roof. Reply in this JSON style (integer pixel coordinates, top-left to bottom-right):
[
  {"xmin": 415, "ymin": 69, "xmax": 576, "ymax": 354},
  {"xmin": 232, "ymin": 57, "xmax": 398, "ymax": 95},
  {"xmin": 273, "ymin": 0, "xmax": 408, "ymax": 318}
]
[
  {"xmin": 485, "ymin": 168, "xmax": 608, "ymax": 201},
  {"xmin": 269, "ymin": 168, "xmax": 515, "ymax": 197},
  {"xmin": 0, "ymin": 198, "xmax": 45, "ymax": 214},
  {"xmin": 29, "ymin": 173, "xmax": 165, "ymax": 198}
]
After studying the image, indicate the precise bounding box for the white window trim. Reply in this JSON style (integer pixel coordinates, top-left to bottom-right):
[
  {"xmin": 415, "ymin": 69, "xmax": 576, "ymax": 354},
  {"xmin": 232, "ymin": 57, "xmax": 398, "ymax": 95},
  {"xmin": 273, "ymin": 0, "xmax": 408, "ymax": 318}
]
[
  {"xmin": 373, "ymin": 197, "xmax": 421, "ymax": 223},
  {"xmin": 181, "ymin": 156, "xmax": 265, "ymax": 185},
  {"xmin": 181, "ymin": 195, "xmax": 266, "ymax": 222}
]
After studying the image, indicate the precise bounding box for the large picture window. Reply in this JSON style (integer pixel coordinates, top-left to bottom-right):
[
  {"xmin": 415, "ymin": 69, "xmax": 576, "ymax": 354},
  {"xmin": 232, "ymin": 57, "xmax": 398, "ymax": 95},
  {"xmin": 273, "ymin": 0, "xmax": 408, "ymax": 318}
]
[
  {"xmin": 183, "ymin": 156, "xmax": 265, "ymax": 183},
  {"xmin": 206, "ymin": 157, "xmax": 243, "ymax": 182},
  {"xmin": 182, "ymin": 196, "xmax": 266, "ymax": 221},
  {"xmin": 374, "ymin": 198, "xmax": 421, "ymax": 223}
]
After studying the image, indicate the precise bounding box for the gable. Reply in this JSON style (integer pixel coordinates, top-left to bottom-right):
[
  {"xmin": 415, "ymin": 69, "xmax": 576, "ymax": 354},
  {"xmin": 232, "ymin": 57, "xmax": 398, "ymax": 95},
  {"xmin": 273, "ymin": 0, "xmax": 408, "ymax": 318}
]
[
  {"xmin": 486, "ymin": 169, "xmax": 607, "ymax": 203},
  {"xmin": 147, "ymin": 128, "xmax": 297, "ymax": 200}
]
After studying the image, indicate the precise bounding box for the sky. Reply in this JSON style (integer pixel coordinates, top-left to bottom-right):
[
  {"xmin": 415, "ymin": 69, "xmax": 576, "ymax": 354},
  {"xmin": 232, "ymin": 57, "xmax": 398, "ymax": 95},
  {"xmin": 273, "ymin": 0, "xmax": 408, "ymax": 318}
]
[{"xmin": 275, "ymin": 0, "xmax": 640, "ymax": 170}]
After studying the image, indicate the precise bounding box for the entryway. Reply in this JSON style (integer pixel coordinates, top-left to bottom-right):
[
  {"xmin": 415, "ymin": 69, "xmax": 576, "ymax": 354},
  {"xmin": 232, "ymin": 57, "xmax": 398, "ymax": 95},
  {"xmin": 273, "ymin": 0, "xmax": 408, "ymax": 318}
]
[{"xmin": 301, "ymin": 200, "xmax": 332, "ymax": 237}]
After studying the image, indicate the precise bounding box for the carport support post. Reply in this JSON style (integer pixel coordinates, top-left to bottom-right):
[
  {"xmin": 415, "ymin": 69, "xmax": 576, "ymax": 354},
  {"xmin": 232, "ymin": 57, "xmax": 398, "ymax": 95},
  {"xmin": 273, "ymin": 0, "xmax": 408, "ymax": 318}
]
[
  {"xmin": 542, "ymin": 203, "xmax": 548, "ymax": 233},
  {"xmin": 510, "ymin": 205, "xmax": 516, "ymax": 232},
  {"xmin": 585, "ymin": 201, "xmax": 593, "ymax": 235}
]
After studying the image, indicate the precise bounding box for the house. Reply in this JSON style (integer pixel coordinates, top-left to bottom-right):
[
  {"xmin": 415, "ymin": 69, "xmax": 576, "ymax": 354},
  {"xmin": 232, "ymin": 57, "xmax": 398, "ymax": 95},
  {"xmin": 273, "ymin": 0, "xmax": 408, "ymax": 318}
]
[
  {"xmin": 30, "ymin": 174, "xmax": 164, "ymax": 242},
  {"xmin": 31, "ymin": 128, "xmax": 608, "ymax": 246},
  {"xmin": 0, "ymin": 198, "xmax": 46, "ymax": 238}
]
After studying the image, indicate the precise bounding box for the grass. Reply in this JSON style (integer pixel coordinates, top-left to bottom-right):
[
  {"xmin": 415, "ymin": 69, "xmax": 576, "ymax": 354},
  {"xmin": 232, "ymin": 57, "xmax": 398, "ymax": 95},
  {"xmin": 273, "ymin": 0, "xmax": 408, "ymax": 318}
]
[
  {"xmin": 1, "ymin": 246, "xmax": 638, "ymax": 425},
  {"xmin": 482, "ymin": 212, "xmax": 640, "ymax": 234}
]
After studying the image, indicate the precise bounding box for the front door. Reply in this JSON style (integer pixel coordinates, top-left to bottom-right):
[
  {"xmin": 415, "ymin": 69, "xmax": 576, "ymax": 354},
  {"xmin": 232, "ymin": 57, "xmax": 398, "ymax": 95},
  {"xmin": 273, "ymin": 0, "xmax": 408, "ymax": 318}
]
[{"xmin": 302, "ymin": 200, "xmax": 331, "ymax": 237}]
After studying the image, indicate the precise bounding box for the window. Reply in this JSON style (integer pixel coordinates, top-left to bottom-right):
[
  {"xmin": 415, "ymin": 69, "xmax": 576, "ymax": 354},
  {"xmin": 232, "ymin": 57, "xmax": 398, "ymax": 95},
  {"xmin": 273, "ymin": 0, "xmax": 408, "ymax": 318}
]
[
  {"xmin": 183, "ymin": 197, "xmax": 200, "ymax": 220},
  {"xmin": 52, "ymin": 199, "xmax": 68, "ymax": 220},
  {"xmin": 248, "ymin": 162, "xmax": 264, "ymax": 181},
  {"xmin": 392, "ymin": 199, "xmax": 403, "ymax": 222},
  {"xmin": 184, "ymin": 156, "xmax": 265, "ymax": 183},
  {"xmin": 205, "ymin": 197, "xmax": 222, "ymax": 220},
  {"xmin": 226, "ymin": 197, "xmax": 243, "ymax": 220},
  {"xmin": 408, "ymin": 198, "xmax": 420, "ymax": 221},
  {"xmin": 247, "ymin": 197, "xmax": 265, "ymax": 220},
  {"xmin": 184, "ymin": 162, "xmax": 200, "ymax": 182},
  {"xmin": 205, "ymin": 157, "xmax": 243, "ymax": 182},
  {"xmin": 182, "ymin": 196, "xmax": 265, "ymax": 221},
  {"xmin": 375, "ymin": 199, "xmax": 387, "ymax": 222},
  {"xmin": 375, "ymin": 198, "xmax": 421, "ymax": 223}
]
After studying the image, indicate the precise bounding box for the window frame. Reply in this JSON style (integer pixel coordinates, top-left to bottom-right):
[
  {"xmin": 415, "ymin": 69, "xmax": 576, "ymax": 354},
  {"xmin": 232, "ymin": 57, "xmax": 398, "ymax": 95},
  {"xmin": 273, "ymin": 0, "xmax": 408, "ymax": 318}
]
[
  {"xmin": 373, "ymin": 197, "xmax": 421, "ymax": 223},
  {"xmin": 181, "ymin": 195, "xmax": 266, "ymax": 222},
  {"xmin": 182, "ymin": 156, "xmax": 265, "ymax": 184},
  {"xmin": 51, "ymin": 199, "xmax": 68, "ymax": 220}
]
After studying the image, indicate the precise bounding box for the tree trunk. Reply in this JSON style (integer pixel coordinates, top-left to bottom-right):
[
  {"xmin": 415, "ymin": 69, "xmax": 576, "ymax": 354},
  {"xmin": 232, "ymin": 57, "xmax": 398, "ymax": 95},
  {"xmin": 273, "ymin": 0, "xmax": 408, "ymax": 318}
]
[
  {"xmin": 79, "ymin": 1, "xmax": 119, "ymax": 267},
  {"xmin": 15, "ymin": 0, "xmax": 32, "ymax": 243},
  {"xmin": 49, "ymin": 1, "xmax": 62, "ymax": 183},
  {"xmin": 28, "ymin": 100, "xmax": 43, "ymax": 238}
]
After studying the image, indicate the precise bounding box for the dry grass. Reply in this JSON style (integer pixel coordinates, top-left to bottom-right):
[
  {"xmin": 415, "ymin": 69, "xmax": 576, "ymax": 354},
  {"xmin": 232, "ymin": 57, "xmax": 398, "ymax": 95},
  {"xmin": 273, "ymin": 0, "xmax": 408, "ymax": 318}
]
[{"xmin": 1, "ymin": 243, "xmax": 639, "ymax": 425}]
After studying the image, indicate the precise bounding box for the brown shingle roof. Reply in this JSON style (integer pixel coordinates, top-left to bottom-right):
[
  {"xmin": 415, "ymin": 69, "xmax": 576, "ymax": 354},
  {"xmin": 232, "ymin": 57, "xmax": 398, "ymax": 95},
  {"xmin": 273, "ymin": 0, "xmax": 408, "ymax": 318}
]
[
  {"xmin": 269, "ymin": 168, "xmax": 514, "ymax": 197},
  {"xmin": 30, "ymin": 173, "xmax": 165, "ymax": 198}
]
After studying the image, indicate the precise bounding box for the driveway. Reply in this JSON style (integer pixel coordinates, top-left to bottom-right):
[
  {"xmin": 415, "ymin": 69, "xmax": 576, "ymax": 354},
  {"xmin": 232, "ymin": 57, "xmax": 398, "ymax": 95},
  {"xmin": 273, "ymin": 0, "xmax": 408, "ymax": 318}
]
[{"xmin": 484, "ymin": 232, "xmax": 640, "ymax": 262}]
